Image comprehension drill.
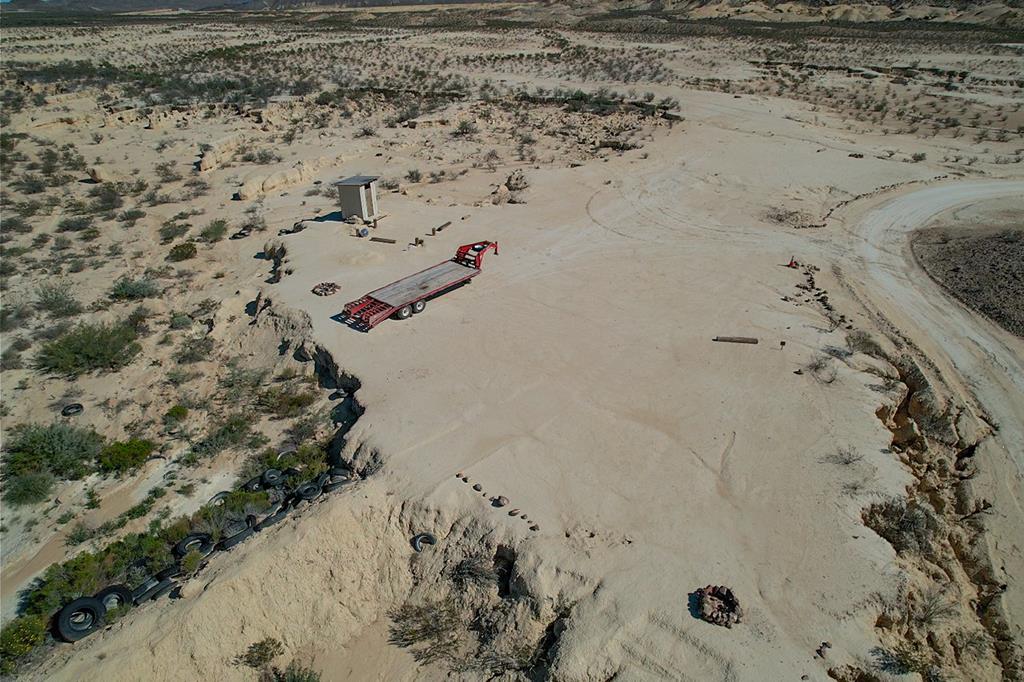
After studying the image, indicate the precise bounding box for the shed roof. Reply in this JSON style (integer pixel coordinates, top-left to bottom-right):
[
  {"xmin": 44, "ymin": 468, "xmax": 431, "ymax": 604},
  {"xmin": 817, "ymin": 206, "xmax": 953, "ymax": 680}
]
[{"xmin": 333, "ymin": 175, "xmax": 379, "ymax": 187}]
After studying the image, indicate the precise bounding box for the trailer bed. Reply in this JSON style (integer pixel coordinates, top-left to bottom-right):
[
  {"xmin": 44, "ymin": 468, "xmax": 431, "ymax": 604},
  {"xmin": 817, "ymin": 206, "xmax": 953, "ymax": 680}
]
[
  {"xmin": 368, "ymin": 260, "xmax": 476, "ymax": 307},
  {"xmin": 341, "ymin": 241, "xmax": 498, "ymax": 330}
]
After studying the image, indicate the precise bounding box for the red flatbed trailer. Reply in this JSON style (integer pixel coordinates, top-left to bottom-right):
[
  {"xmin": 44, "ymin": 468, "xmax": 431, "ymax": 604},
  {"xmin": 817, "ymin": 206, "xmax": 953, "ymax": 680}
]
[{"xmin": 342, "ymin": 241, "xmax": 498, "ymax": 330}]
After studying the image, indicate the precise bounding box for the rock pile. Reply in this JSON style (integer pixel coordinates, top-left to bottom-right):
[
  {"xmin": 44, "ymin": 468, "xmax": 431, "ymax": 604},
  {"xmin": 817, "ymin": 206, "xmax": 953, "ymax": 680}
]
[
  {"xmin": 312, "ymin": 282, "xmax": 340, "ymax": 297},
  {"xmin": 693, "ymin": 585, "xmax": 742, "ymax": 628}
]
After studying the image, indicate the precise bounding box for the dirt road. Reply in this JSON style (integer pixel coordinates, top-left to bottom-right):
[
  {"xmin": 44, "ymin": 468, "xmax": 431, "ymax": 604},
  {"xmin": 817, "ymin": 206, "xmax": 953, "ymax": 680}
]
[{"xmin": 845, "ymin": 180, "xmax": 1024, "ymax": 471}]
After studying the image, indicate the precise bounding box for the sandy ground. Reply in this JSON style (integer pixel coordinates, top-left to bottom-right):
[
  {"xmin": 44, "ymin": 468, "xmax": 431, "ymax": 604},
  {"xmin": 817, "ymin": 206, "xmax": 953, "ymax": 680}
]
[{"xmin": 2, "ymin": 15, "xmax": 1023, "ymax": 682}]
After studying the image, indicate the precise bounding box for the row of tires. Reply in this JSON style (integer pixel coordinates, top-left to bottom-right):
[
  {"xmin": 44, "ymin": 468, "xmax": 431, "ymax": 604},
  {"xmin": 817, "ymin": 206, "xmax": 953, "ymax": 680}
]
[{"xmin": 53, "ymin": 466, "xmax": 357, "ymax": 643}]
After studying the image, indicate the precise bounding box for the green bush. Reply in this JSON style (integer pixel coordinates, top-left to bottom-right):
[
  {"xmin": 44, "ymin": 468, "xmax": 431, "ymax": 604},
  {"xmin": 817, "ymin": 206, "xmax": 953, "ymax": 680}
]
[
  {"xmin": 167, "ymin": 242, "xmax": 197, "ymax": 262},
  {"xmin": 175, "ymin": 336, "xmax": 214, "ymax": 363},
  {"xmin": 163, "ymin": 405, "xmax": 188, "ymax": 425},
  {"xmin": 36, "ymin": 321, "xmax": 140, "ymax": 375},
  {"xmin": 118, "ymin": 208, "xmax": 146, "ymax": 226},
  {"xmin": 191, "ymin": 413, "xmax": 260, "ymax": 459},
  {"xmin": 199, "ymin": 219, "xmax": 228, "ymax": 243},
  {"xmin": 0, "ymin": 614, "xmax": 47, "ymax": 673},
  {"xmin": 257, "ymin": 386, "xmax": 317, "ymax": 418},
  {"xmin": 3, "ymin": 422, "xmax": 103, "ymax": 482},
  {"xmin": 35, "ymin": 282, "xmax": 83, "ymax": 317},
  {"xmin": 56, "ymin": 216, "xmax": 93, "ymax": 233},
  {"xmin": 2, "ymin": 471, "xmax": 57, "ymax": 506},
  {"xmin": 272, "ymin": 662, "xmax": 322, "ymax": 682},
  {"xmin": 158, "ymin": 221, "xmax": 189, "ymax": 244},
  {"xmin": 98, "ymin": 439, "xmax": 156, "ymax": 474},
  {"xmin": 109, "ymin": 277, "xmax": 160, "ymax": 301},
  {"xmin": 235, "ymin": 637, "xmax": 284, "ymax": 669}
]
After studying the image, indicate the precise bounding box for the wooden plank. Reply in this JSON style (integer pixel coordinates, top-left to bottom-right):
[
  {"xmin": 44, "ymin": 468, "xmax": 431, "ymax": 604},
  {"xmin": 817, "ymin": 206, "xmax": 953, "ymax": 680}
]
[
  {"xmin": 369, "ymin": 237, "xmax": 396, "ymax": 244},
  {"xmin": 713, "ymin": 336, "xmax": 759, "ymax": 345},
  {"xmin": 370, "ymin": 261, "xmax": 476, "ymax": 307}
]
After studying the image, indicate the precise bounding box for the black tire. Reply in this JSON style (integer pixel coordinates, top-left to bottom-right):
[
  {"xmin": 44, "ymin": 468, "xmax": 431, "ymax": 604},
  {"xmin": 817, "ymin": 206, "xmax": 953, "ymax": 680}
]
[
  {"xmin": 150, "ymin": 579, "xmax": 176, "ymax": 602},
  {"xmin": 294, "ymin": 482, "xmax": 322, "ymax": 501},
  {"xmin": 135, "ymin": 578, "xmax": 175, "ymax": 604},
  {"xmin": 262, "ymin": 469, "xmax": 284, "ymax": 487},
  {"xmin": 208, "ymin": 491, "xmax": 231, "ymax": 507},
  {"xmin": 242, "ymin": 477, "xmax": 264, "ymax": 493},
  {"xmin": 394, "ymin": 305, "xmax": 413, "ymax": 320},
  {"xmin": 173, "ymin": 533, "xmax": 214, "ymax": 558},
  {"xmin": 155, "ymin": 564, "xmax": 183, "ymax": 581},
  {"xmin": 93, "ymin": 585, "xmax": 133, "ymax": 613},
  {"xmin": 315, "ymin": 472, "xmax": 330, "ymax": 488},
  {"xmin": 323, "ymin": 478, "xmax": 356, "ymax": 494},
  {"xmin": 412, "ymin": 300, "xmax": 426, "ymax": 314},
  {"xmin": 55, "ymin": 597, "xmax": 106, "ymax": 642},
  {"xmin": 131, "ymin": 577, "xmax": 161, "ymax": 604},
  {"xmin": 216, "ymin": 526, "xmax": 254, "ymax": 551},
  {"xmin": 411, "ymin": 533, "xmax": 437, "ymax": 553},
  {"xmin": 253, "ymin": 504, "xmax": 290, "ymax": 531},
  {"xmin": 60, "ymin": 403, "xmax": 84, "ymax": 417},
  {"xmin": 328, "ymin": 466, "xmax": 351, "ymax": 478}
]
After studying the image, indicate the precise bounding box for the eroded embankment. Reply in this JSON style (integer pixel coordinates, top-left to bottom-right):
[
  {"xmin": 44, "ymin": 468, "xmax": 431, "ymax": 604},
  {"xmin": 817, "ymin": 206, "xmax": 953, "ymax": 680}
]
[
  {"xmin": 26, "ymin": 297, "xmax": 577, "ymax": 681},
  {"xmin": 828, "ymin": 335, "xmax": 1021, "ymax": 681}
]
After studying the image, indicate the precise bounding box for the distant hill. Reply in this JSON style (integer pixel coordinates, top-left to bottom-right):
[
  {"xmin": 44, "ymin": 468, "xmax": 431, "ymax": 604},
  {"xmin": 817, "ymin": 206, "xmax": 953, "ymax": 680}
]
[{"xmin": 3, "ymin": 0, "xmax": 1022, "ymax": 26}]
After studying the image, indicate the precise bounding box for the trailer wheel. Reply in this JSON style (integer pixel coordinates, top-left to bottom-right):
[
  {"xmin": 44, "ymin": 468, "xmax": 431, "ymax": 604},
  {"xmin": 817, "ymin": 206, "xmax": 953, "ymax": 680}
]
[
  {"xmin": 394, "ymin": 305, "xmax": 413, "ymax": 320},
  {"xmin": 412, "ymin": 300, "xmax": 426, "ymax": 314}
]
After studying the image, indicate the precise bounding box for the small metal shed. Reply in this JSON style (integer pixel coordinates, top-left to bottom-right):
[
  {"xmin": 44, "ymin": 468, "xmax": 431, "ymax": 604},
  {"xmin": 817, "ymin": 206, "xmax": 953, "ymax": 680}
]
[{"xmin": 333, "ymin": 175, "xmax": 380, "ymax": 221}]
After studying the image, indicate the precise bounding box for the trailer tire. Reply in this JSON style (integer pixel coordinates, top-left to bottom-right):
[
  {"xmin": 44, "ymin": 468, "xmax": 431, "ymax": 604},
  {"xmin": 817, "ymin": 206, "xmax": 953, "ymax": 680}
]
[
  {"xmin": 208, "ymin": 491, "xmax": 231, "ymax": 507},
  {"xmin": 394, "ymin": 305, "xmax": 413, "ymax": 320},
  {"xmin": 94, "ymin": 585, "xmax": 133, "ymax": 612},
  {"xmin": 55, "ymin": 597, "xmax": 106, "ymax": 642},
  {"xmin": 412, "ymin": 300, "xmax": 426, "ymax": 314}
]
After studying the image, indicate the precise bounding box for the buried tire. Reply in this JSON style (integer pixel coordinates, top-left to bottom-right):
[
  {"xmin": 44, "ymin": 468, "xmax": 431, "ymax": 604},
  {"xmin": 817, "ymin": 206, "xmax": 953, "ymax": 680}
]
[
  {"xmin": 217, "ymin": 527, "xmax": 254, "ymax": 551},
  {"xmin": 173, "ymin": 533, "xmax": 214, "ymax": 559},
  {"xmin": 294, "ymin": 482, "xmax": 322, "ymax": 501},
  {"xmin": 56, "ymin": 597, "xmax": 106, "ymax": 642},
  {"xmin": 253, "ymin": 503, "xmax": 291, "ymax": 531},
  {"xmin": 262, "ymin": 468, "xmax": 284, "ymax": 487},
  {"xmin": 133, "ymin": 577, "xmax": 175, "ymax": 604},
  {"xmin": 411, "ymin": 533, "xmax": 437, "ymax": 553},
  {"xmin": 94, "ymin": 585, "xmax": 133, "ymax": 612}
]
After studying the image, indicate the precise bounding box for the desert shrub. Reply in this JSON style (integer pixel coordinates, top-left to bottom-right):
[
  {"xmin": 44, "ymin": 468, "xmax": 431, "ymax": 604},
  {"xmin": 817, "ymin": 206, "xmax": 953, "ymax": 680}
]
[
  {"xmin": 65, "ymin": 523, "xmax": 96, "ymax": 546},
  {"xmin": 126, "ymin": 305, "xmax": 153, "ymax": 335},
  {"xmin": 88, "ymin": 183, "xmax": 123, "ymax": 213},
  {"xmin": 911, "ymin": 152, "xmax": 927, "ymax": 162},
  {"xmin": 36, "ymin": 321, "xmax": 140, "ymax": 375},
  {"xmin": 154, "ymin": 161, "xmax": 181, "ymax": 183},
  {"xmin": 356, "ymin": 126, "xmax": 376, "ymax": 138},
  {"xmin": 236, "ymin": 442, "xmax": 327, "ymax": 488},
  {"xmin": 454, "ymin": 120, "xmax": 478, "ymax": 136},
  {"xmin": 168, "ymin": 242, "xmax": 197, "ymax": 262},
  {"xmin": 109, "ymin": 277, "xmax": 159, "ymax": 301},
  {"xmin": 2, "ymin": 471, "xmax": 57, "ymax": 506},
  {"xmin": 12, "ymin": 173, "xmax": 45, "ymax": 194},
  {"xmin": 0, "ymin": 348, "xmax": 22, "ymax": 370},
  {"xmin": 256, "ymin": 386, "xmax": 317, "ymax": 418},
  {"xmin": 190, "ymin": 413, "xmax": 261, "ymax": 459},
  {"xmin": 35, "ymin": 282, "xmax": 82, "ymax": 317},
  {"xmin": 158, "ymin": 221, "xmax": 189, "ymax": 243},
  {"xmin": 3, "ymin": 422, "xmax": 103, "ymax": 481},
  {"xmin": 118, "ymin": 208, "xmax": 146, "ymax": 226},
  {"xmin": 271, "ymin": 662, "xmax": 322, "ymax": 682},
  {"xmin": 175, "ymin": 336, "xmax": 214, "ymax": 363},
  {"xmin": 0, "ymin": 615, "xmax": 47, "ymax": 673},
  {"xmin": 0, "ymin": 303, "xmax": 33, "ymax": 332},
  {"xmin": 56, "ymin": 216, "xmax": 92, "ymax": 233},
  {"xmin": 862, "ymin": 498, "xmax": 942, "ymax": 559},
  {"xmin": 98, "ymin": 439, "xmax": 156, "ymax": 474},
  {"xmin": 405, "ymin": 169, "xmax": 422, "ymax": 183},
  {"xmin": 199, "ymin": 219, "xmax": 228, "ymax": 243},
  {"xmin": 235, "ymin": 637, "xmax": 284, "ymax": 669},
  {"xmin": 163, "ymin": 405, "xmax": 188, "ymax": 426},
  {"xmin": 3, "ymin": 216, "xmax": 32, "ymax": 234},
  {"xmin": 179, "ymin": 548, "xmax": 203, "ymax": 574},
  {"xmin": 168, "ymin": 312, "xmax": 192, "ymax": 330},
  {"xmin": 190, "ymin": 490, "xmax": 270, "ymax": 537},
  {"xmin": 452, "ymin": 555, "xmax": 497, "ymax": 586},
  {"xmin": 389, "ymin": 596, "xmax": 465, "ymax": 664},
  {"xmin": 847, "ymin": 330, "xmax": 885, "ymax": 358}
]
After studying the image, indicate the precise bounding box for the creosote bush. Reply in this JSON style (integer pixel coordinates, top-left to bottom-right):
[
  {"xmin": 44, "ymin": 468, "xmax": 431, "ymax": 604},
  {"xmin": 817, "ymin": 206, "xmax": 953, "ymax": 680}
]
[
  {"xmin": 36, "ymin": 321, "xmax": 140, "ymax": 375},
  {"xmin": 235, "ymin": 637, "xmax": 284, "ymax": 669},
  {"xmin": 1, "ymin": 422, "xmax": 104, "ymax": 504},
  {"xmin": 35, "ymin": 282, "xmax": 83, "ymax": 317},
  {"xmin": 109, "ymin": 277, "xmax": 160, "ymax": 301},
  {"xmin": 168, "ymin": 242, "xmax": 197, "ymax": 262},
  {"xmin": 97, "ymin": 439, "xmax": 156, "ymax": 474}
]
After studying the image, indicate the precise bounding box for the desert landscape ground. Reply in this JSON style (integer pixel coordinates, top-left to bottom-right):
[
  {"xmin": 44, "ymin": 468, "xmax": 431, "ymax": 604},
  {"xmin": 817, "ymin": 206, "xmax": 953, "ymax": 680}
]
[{"xmin": 0, "ymin": 3, "xmax": 1022, "ymax": 681}]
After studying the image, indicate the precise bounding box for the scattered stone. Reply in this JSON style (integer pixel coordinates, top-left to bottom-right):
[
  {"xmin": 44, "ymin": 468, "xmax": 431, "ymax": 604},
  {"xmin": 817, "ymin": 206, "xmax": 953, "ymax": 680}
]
[
  {"xmin": 529, "ymin": 524, "xmax": 540, "ymax": 531},
  {"xmin": 472, "ymin": 483, "xmax": 482, "ymax": 491},
  {"xmin": 508, "ymin": 509, "xmax": 520, "ymax": 516},
  {"xmin": 493, "ymin": 496, "xmax": 509, "ymax": 508},
  {"xmin": 693, "ymin": 585, "xmax": 742, "ymax": 628}
]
